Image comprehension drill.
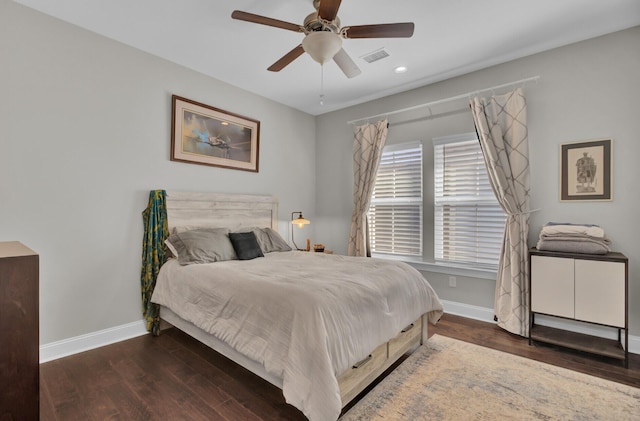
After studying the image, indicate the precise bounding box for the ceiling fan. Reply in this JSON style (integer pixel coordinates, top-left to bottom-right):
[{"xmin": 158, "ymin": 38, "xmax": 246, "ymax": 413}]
[{"xmin": 231, "ymin": 0, "xmax": 415, "ymax": 79}]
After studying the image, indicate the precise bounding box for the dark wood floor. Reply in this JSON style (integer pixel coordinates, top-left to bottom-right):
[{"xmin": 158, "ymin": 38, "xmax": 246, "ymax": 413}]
[{"xmin": 40, "ymin": 313, "xmax": 640, "ymax": 420}]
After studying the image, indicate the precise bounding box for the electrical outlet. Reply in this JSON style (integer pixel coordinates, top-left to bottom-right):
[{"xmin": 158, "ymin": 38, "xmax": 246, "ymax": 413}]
[{"xmin": 449, "ymin": 276, "xmax": 456, "ymax": 287}]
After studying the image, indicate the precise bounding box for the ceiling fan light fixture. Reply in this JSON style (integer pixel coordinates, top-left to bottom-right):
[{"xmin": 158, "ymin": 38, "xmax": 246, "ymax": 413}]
[{"xmin": 302, "ymin": 31, "xmax": 343, "ymax": 64}]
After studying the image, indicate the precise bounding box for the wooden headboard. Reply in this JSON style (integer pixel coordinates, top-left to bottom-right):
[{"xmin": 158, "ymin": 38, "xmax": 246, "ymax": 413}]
[{"xmin": 165, "ymin": 191, "xmax": 278, "ymax": 232}]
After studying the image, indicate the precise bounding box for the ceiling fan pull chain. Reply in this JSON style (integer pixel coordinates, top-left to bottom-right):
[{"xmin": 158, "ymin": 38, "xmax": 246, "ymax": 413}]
[{"xmin": 320, "ymin": 64, "xmax": 325, "ymax": 106}]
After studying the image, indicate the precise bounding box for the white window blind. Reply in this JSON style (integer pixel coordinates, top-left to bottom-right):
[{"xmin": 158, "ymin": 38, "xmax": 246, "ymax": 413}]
[
  {"xmin": 434, "ymin": 134, "xmax": 506, "ymax": 269},
  {"xmin": 368, "ymin": 142, "xmax": 422, "ymax": 256}
]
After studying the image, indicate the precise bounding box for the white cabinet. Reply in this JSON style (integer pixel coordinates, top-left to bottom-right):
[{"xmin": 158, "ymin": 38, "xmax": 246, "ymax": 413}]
[
  {"xmin": 529, "ymin": 249, "xmax": 628, "ymax": 367},
  {"xmin": 530, "ymin": 256, "xmax": 574, "ymax": 318},
  {"xmin": 574, "ymin": 259, "xmax": 625, "ymax": 327}
]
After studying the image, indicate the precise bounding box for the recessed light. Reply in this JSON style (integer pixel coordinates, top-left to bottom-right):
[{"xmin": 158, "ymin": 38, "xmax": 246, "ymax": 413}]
[{"xmin": 394, "ymin": 66, "xmax": 408, "ymax": 74}]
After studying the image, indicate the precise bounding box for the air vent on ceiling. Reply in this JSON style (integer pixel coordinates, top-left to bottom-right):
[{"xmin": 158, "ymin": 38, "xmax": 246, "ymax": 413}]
[{"xmin": 360, "ymin": 48, "xmax": 390, "ymax": 63}]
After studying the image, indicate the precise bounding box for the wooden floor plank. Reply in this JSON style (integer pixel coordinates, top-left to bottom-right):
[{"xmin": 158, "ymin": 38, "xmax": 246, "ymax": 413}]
[
  {"xmin": 125, "ymin": 346, "xmax": 223, "ymax": 421},
  {"xmin": 39, "ymin": 313, "xmax": 640, "ymax": 420},
  {"xmin": 61, "ymin": 350, "xmax": 123, "ymax": 420},
  {"xmin": 161, "ymin": 328, "xmax": 305, "ymax": 420},
  {"xmin": 107, "ymin": 355, "xmax": 170, "ymax": 420},
  {"xmin": 40, "ymin": 360, "xmax": 92, "ymax": 420},
  {"xmin": 102, "ymin": 381, "xmax": 155, "ymax": 421}
]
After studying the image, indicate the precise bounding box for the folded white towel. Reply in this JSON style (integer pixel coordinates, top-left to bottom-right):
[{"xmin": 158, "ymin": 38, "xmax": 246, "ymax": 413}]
[
  {"xmin": 539, "ymin": 233, "xmax": 610, "ymax": 244},
  {"xmin": 540, "ymin": 224, "xmax": 605, "ymax": 238}
]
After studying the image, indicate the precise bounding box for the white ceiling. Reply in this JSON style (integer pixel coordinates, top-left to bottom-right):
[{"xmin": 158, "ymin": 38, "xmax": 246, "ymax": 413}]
[{"xmin": 13, "ymin": 0, "xmax": 640, "ymax": 116}]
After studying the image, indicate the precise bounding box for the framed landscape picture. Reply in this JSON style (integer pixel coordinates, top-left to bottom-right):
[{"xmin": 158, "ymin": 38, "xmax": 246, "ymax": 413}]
[
  {"xmin": 171, "ymin": 95, "xmax": 260, "ymax": 172},
  {"xmin": 560, "ymin": 138, "xmax": 612, "ymax": 201}
]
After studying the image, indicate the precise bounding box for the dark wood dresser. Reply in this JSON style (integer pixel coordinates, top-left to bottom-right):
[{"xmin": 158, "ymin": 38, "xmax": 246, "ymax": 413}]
[{"xmin": 0, "ymin": 241, "xmax": 39, "ymax": 421}]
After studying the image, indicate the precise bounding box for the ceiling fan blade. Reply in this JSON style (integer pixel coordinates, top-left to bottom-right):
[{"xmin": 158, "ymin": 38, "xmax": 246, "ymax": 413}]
[
  {"xmin": 267, "ymin": 45, "xmax": 305, "ymax": 72},
  {"xmin": 318, "ymin": 0, "xmax": 342, "ymax": 21},
  {"xmin": 343, "ymin": 22, "xmax": 415, "ymax": 39},
  {"xmin": 231, "ymin": 10, "xmax": 303, "ymax": 33},
  {"xmin": 333, "ymin": 48, "xmax": 361, "ymax": 79}
]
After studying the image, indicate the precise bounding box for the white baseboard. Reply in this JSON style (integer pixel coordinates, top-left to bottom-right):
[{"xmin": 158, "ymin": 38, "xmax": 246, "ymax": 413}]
[
  {"xmin": 40, "ymin": 320, "xmax": 147, "ymax": 363},
  {"xmin": 39, "ymin": 300, "xmax": 639, "ymax": 363},
  {"xmin": 440, "ymin": 299, "xmax": 640, "ymax": 355},
  {"xmin": 441, "ymin": 300, "xmax": 496, "ymax": 322}
]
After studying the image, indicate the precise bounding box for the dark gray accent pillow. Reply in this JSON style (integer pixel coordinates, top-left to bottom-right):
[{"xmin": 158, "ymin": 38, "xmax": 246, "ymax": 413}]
[
  {"xmin": 229, "ymin": 231, "xmax": 264, "ymax": 260},
  {"xmin": 253, "ymin": 227, "xmax": 292, "ymax": 253},
  {"xmin": 167, "ymin": 228, "xmax": 237, "ymax": 265}
]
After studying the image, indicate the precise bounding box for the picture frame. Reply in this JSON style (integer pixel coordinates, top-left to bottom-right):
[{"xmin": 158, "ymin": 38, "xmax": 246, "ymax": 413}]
[
  {"xmin": 560, "ymin": 138, "xmax": 612, "ymax": 201},
  {"xmin": 171, "ymin": 95, "xmax": 260, "ymax": 172}
]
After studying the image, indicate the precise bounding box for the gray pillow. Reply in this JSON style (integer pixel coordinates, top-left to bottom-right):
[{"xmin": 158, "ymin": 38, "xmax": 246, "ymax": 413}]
[
  {"xmin": 253, "ymin": 227, "xmax": 292, "ymax": 253},
  {"xmin": 168, "ymin": 228, "xmax": 237, "ymax": 265}
]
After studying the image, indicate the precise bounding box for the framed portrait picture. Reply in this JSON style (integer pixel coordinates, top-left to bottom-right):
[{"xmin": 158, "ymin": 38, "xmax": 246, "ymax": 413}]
[
  {"xmin": 560, "ymin": 138, "xmax": 612, "ymax": 201},
  {"xmin": 171, "ymin": 95, "xmax": 260, "ymax": 172}
]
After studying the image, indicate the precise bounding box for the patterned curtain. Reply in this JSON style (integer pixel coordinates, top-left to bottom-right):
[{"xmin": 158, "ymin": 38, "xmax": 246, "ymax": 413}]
[
  {"xmin": 348, "ymin": 119, "xmax": 388, "ymax": 257},
  {"xmin": 141, "ymin": 189, "xmax": 169, "ymax": 335},
  {"xmin": 470, "ymin": 88, "xmax": 531, "ymax": 337}
]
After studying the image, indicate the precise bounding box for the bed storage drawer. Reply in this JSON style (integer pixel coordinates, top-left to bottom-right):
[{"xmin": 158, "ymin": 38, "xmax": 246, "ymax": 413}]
[
  {"xmin": 338, "ymin": 316, "xmax": 424, "ymax": 405},
  {"xmin": 388, "ymin": 317, "xmax": 422, "ymax": 359},
  {"xmin": 338, "ymin": 340, "xmax": 387, "ymax": 404}
]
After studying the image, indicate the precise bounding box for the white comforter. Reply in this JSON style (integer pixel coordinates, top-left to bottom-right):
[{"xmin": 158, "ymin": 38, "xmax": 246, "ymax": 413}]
[{"xmin": 151, "ymin": 251, "xmax": 443, "ymax": 421}]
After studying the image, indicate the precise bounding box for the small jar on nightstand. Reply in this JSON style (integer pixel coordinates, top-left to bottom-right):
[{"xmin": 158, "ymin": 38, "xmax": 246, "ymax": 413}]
[{"xmin": 312, "ymin": 243, "xmax": 333, "ymax": 254}]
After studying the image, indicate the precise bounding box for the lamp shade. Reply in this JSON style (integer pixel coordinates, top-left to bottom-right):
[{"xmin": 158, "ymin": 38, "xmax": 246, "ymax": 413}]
[
  {"xmin": 302, "ymin": 31, "xmax": 343, "ymax": 64},
  {"xmin": 292, "ymin": 216, "xmax": 311, "ymax": 228}
]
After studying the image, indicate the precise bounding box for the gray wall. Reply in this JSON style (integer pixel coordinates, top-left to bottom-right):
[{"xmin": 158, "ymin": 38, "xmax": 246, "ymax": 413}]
[
  {"xmin": 1, "ymin": 2, "xmax": 316, "ymax": 344},
  {"xmin": 315, "ymin": 27, "xmax": 640, "ymax": 334}
]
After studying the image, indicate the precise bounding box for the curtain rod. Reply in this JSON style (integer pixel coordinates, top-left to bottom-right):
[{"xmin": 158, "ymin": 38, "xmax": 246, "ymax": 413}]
[{"xmin": 347, "ymin": 75, "xmax": 540, "ymax": 125}]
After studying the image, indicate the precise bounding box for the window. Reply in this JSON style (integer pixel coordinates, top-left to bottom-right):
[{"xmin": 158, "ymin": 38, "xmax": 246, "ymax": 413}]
[
  {"xmin": 434, "ymin": 134, "xmax": 506, "ymax": 269},
  {"xmin": 368, "ymin": 142, "xmax": 422, "ymax": 257}
]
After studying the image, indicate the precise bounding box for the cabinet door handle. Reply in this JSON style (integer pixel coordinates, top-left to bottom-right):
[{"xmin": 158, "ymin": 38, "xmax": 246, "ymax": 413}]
[
  {"xmin": 401, "ymin": 323, "xmax": 415, "ymax": 333},
  {"xmin": 352, "ymin": 354, "xmax": 372, "ymax": 369}
]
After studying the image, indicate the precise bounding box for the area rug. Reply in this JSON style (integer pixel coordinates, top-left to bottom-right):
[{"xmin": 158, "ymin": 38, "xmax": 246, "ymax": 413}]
[{"xmin": 342, "ymin": 335, "xmax": 639, "ymax": 420}]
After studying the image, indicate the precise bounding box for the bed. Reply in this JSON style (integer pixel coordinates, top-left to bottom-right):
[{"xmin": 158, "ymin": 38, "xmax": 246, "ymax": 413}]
[{"xmin": 149, "ymin": 191, "xmax": 443, "ymax": 421}]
